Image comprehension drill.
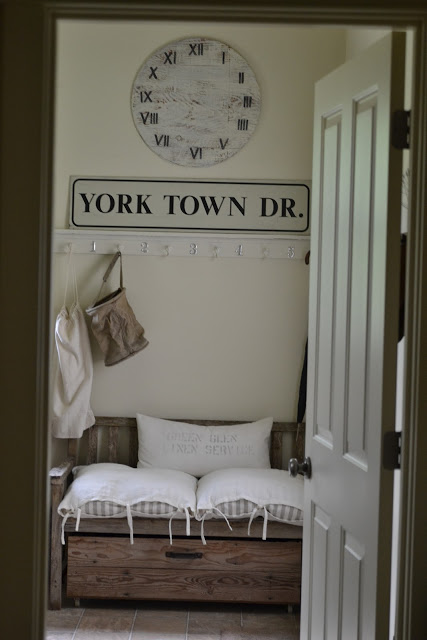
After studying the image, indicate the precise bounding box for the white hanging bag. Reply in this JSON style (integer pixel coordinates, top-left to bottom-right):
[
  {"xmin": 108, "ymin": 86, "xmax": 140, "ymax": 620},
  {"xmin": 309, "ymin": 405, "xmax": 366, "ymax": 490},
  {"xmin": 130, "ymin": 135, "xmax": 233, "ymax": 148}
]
[{"xmin": 51, "ymin": 247, "xmax": 95, "ymax": 438}]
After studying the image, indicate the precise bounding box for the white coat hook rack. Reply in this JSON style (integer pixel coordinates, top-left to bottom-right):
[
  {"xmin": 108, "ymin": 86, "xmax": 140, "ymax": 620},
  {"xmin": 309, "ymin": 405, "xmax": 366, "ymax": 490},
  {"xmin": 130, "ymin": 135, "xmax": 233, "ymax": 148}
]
[{"xmin": 53, "ymin": 230, "xmax": 310, "ymax": 261}]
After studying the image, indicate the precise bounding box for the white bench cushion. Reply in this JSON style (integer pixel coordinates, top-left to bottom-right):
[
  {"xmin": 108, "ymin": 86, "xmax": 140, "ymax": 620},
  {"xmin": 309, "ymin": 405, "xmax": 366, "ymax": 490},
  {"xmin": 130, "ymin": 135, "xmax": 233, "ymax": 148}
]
[
  {"xmin": 58, "ymin": 463, "xmax": 197, "ymax": 543},
  {"xmin": 196, "ymin": 468, "xmax": 303, "ymax": 541}
]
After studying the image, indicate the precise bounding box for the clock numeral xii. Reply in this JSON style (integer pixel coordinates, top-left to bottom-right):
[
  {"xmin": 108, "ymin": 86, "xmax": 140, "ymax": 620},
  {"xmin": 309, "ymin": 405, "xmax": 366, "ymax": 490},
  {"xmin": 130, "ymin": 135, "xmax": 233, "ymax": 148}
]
[{"xmin": 189, "ymin": 43, "xmax": 204, "ymax": 56}]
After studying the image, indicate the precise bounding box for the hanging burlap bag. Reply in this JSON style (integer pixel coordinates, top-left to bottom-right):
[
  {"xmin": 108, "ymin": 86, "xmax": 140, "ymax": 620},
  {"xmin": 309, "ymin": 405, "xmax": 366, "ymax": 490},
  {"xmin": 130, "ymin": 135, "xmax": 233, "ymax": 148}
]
[{"xmin": 86, "ymin": 252, "xmax": 148, "ymax": 366}]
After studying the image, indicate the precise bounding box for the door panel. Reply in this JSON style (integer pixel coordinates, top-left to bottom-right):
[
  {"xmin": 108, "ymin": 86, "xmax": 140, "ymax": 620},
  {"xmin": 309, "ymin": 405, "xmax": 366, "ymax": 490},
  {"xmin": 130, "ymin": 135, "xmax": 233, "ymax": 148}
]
[{"xmin": 301, "ymin": 33, "xmax": 405, "ymax": 640}]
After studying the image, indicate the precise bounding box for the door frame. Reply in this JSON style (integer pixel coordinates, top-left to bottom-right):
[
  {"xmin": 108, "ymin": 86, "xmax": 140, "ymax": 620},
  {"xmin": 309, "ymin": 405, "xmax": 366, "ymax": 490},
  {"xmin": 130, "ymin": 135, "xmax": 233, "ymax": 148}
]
[{"xmin": 1, "ymin": 2, "xmax": 426, "ymax": 639}]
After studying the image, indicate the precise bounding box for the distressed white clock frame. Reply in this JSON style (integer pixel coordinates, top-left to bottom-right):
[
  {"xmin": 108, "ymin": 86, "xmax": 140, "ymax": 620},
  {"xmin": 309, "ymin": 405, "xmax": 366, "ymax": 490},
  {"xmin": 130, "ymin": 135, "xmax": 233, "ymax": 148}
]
[{"xmin": 131, "ymin": 38, "xmax": 261, "ymax": 167}]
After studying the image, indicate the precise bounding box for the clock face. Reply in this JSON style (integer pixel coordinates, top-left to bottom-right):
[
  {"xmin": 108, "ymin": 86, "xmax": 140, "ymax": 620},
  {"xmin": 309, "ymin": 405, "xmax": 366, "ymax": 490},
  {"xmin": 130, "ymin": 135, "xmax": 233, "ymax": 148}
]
[{"xmin": 131, "ymin": 38, "xmax": 261, "ymax": 167}]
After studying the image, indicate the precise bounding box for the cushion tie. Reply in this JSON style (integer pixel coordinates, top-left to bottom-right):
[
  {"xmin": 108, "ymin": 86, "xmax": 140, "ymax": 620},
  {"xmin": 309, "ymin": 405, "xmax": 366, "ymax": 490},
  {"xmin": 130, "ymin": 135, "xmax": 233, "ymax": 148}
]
[
  {"xmin": 126, "ymin": 503, "xmax": 134, "ymax": 544},
  {"xmin": 200, "ymin": 513, "xmax": 207, "ymax": 546},
  {"xmin": 247, "ymin": 506, "xmax": 269, "ymax": 540},
  {"xmin": 262, "ymin": 505, "xmax": 268, "ymax": 540},
  {"xmin": 185, "ymin": 507, "xmax": 191, "ymax": 536},
  {"xmin": 75, "ymin": 508, "xmax": 81, "ymax": 532},
  {"xmin": 200, "ymin": 507, "xmax": 233, "ymax": 545},
  {"xmin": 168, "ymin": 511, "xmax": 177, "ymax": 545},
  {"xmin": 247, "ymin": 507, "xmax": 259, "ymax": 536},
  {"xmin": 61, "ymin": 513, "xmax": 70, "ymax": 545}
]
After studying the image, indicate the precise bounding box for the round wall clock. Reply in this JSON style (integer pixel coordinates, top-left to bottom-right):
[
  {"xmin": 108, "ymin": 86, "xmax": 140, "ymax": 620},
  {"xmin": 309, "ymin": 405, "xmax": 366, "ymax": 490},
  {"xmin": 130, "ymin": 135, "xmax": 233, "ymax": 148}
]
[{"xmin": 130, "ymin": 37, "xmax": 261, "ymax": 167}]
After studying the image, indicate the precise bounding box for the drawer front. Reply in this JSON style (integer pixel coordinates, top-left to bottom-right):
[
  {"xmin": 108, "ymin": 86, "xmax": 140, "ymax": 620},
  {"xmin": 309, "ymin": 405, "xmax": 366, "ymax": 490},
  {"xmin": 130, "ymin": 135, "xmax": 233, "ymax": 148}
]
[
  {"xmin": 67, "ymin": 536, "xmax": 302, "ymax": 605},
  {"xmin": 68, "ymin": 536, "xmax": 301, "ymax": 572},
  {"xmin": 67, "ymin": 566, "xmax": 301, "ymax": 604}
]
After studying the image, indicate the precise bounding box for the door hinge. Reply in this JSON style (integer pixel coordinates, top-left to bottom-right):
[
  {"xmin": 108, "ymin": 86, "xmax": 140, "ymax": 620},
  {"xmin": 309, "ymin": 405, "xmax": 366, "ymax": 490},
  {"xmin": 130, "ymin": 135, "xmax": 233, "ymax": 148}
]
[
  {"xmin": 391, "ymin": 110, "xmax": 410, "ymax": 149},
  {"xmin": 383, "ymin": 431, "xmax": 402, "ymax": 470}
]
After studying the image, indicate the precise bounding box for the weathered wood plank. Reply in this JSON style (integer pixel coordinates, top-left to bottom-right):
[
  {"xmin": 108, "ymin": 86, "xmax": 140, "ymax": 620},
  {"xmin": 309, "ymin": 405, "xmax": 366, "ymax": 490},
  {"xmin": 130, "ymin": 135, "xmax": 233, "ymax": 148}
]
[
  {"xmin": 108, "ymin": 426, "xmax": 118, "ymax": 463},
  {"xmin": 129, "ymin": 427, "xmax": 138, "ymax": 468},
  {"xmin": 65, "ymin": 517, "xmax": 303, "ymax": 540},
  {"xmin": 67, "ymin": 438, "xmax": 78, "ymax": 460},
  {"xmin": 67, "ymin": 567, "xmax": 301, "ymax": 604},
  {"xmin": 87, "ymin": 424, "xmax": 98, "ymax": 464},
  {"xmin": 49, "ymin": 482, "xmax": 67, "ymax": 609},
  {"xmin": 68, "ymin": 536, "xmax": 301, "ymax": 571},
  {"xmin": 270, "ymin": 430, "xmax": 283, "ymax": 469}
]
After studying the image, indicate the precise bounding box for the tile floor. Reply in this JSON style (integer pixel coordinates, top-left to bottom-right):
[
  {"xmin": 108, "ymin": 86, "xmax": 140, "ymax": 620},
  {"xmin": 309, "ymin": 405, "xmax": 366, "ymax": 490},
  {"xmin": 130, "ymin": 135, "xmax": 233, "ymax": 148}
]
[{"xmin": 45, "ymin": 599, "xmax": 300, "ymax": 639}]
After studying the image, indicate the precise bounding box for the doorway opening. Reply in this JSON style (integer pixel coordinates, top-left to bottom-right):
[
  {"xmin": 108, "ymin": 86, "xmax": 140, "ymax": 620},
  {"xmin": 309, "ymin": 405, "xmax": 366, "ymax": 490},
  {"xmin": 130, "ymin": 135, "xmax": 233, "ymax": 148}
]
[{"xmin": 45, "ymin": 17, "xmax": 412, "ymax": 640}]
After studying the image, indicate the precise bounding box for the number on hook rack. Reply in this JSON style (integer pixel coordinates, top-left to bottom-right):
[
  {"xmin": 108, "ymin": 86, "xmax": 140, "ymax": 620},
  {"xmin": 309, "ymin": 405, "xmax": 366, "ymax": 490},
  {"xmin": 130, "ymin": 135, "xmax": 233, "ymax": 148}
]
[
  {"xmin": 190, "ymin": 243, "xmax": 198, "ymax": 255},
  {"xmin": 140, "ymin": 242, "xmax": 149, "ymax": 254},
  {"xmin": 235, "ymin": 244, "xmax": 243, "ymax": 256},
  {"xmin": 287, "ymin": 246, "xmax": 295, "ymax": 259}
]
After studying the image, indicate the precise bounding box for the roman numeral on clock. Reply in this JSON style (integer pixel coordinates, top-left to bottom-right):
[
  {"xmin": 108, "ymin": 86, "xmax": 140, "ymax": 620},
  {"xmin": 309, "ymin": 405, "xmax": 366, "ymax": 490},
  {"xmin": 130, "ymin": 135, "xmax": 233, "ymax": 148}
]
[
  {"xmin": 140, "ymin": 112, "xmax": 158, "ymax": 124},
  {"xmin": 243, "ymin": 96, "xmax": 252, "ymax": 108},
  {"xmin": 149, "ymin": 67, "xmax": 158, "ymax": 79},
  {"xmin": 237, "ymin": 119, "xmax": 249, "ymax": 131},
  {"xmin": 238, "ymin": 72, "xmax": 245, "ymax": 84},
  {"xmin": 164, "ymin": 51, "xmax": 177, "ymax": 64},
  {"xmin": 219, "ymin": 138, "xmax": 229, "ymax": 149},
  {"xmin": 140, "ymin": 91, "xmax": 152, "ymax": 103},
  {"xmin": 155, "ymin": 134, "xmax": 170, "ymax": 147},
  {"xmin": 189, "ymin": 43, "xmax": 204, "ymax": 56},
  {"xmin": 190, "ymin": 147, "xmax": 203, "ymax": 159}
]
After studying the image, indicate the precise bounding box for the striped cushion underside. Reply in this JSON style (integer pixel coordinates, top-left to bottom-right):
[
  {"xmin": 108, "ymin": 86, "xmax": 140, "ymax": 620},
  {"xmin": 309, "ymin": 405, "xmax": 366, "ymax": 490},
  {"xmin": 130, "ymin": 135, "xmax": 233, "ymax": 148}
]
[{"xmin": 76, "ymin": 498, "xmax": 302, "ymax": 523}]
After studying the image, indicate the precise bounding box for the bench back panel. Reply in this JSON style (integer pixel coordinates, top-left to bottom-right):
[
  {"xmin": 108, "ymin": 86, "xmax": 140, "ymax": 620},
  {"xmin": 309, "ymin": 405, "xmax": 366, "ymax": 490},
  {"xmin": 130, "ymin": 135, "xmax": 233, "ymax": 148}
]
[{"xmin": 68, "ymin": 417, "xmax": 305, "ymax": 470}]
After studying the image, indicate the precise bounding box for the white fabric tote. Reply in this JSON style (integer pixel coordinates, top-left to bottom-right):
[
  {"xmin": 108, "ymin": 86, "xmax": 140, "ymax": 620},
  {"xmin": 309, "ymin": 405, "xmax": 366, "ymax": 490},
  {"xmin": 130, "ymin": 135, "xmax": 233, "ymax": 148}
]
[{"xmin": 51, "ymin": 248, "xmax": 95, "ymax": 438}]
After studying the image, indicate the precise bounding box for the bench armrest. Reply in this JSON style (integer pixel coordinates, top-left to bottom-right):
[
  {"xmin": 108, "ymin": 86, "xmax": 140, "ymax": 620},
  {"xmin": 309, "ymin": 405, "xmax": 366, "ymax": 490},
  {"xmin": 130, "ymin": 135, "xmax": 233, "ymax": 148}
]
[
  {"xmin": 49, "ymin": 457, "xmax": 75, "ymax": 610},
  {"xmin": 49, "ymin": 457, "xmax": 75, "ymax": 486}
]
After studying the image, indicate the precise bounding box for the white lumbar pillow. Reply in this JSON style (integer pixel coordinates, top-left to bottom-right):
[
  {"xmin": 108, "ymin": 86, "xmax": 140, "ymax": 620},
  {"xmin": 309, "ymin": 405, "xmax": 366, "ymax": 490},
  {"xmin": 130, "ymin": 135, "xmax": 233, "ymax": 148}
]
[{"xmin": 136, "ymin": 414, "xmax": 273, "ymax": 477}]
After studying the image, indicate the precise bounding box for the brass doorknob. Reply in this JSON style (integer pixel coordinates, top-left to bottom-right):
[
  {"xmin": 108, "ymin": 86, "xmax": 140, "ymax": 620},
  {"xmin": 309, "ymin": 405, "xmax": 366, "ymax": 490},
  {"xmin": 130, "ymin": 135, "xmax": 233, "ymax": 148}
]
[{"xmin": 288, "ymin": 456, "xmax": 312, "ymax": 479}]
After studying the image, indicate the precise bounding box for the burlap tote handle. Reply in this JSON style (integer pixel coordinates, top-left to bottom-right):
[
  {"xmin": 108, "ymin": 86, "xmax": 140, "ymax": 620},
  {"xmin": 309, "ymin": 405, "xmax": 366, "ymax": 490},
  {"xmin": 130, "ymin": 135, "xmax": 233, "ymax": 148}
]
[{"xmin": 86, "ymin": 252, "xmax": 149, "ymax": 366}]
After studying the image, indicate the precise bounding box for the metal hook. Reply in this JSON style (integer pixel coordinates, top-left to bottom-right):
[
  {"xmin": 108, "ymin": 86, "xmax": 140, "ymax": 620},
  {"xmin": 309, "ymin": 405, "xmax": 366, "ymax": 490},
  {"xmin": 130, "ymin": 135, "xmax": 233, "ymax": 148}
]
[{"xmin": 235, "ymin": 244, "xmax": 243, "ymax": 256}]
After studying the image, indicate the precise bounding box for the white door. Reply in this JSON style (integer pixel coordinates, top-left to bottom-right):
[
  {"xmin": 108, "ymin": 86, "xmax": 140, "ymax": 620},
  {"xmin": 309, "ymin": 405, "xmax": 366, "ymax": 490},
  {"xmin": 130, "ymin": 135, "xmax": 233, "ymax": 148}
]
[{"xmin": 300, "ymin": 33, "xmax": 406, "ymax": 639}]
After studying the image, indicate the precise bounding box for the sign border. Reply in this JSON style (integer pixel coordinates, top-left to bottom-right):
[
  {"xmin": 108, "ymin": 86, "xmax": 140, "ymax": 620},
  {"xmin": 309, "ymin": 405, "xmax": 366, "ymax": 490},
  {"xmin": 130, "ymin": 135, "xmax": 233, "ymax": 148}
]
[{"xmin": 70, "ymin": 176, "xmax": 310, "ymax": 234}]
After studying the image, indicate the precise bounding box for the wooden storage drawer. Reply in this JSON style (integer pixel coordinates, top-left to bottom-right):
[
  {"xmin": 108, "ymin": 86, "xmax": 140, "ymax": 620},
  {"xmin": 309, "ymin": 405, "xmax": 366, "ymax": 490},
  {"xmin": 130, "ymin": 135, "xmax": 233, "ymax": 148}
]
[{"xmin": 67, "ymin": 535, "xmax": 302, "ymax": 604}]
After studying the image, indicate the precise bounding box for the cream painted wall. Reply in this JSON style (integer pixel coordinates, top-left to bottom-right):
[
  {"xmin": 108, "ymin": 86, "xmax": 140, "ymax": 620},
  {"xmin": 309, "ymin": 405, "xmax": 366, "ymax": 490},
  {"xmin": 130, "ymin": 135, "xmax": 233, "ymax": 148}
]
[
  {"xmin": 345, "ymin": 27, "xmax": 391, "ymax": 59},
  {"xmin": 51, "ymin": 20, "xmax": 346, "ymax": 464}
]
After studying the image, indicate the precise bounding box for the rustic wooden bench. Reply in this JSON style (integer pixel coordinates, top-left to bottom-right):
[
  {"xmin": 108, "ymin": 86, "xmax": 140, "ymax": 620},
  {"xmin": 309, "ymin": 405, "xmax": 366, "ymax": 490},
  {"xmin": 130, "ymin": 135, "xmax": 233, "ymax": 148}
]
[{"xmin": 49, "ymin": 417, "xmax": 305, "ymax": 610}]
